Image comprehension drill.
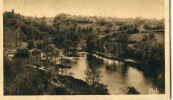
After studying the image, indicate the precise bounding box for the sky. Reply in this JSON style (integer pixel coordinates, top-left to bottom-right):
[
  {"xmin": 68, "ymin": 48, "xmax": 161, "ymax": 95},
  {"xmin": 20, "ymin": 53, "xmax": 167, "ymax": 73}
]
[{"xmin": 3, "ymin": 0, "xmax": 164, "ymax": 19}]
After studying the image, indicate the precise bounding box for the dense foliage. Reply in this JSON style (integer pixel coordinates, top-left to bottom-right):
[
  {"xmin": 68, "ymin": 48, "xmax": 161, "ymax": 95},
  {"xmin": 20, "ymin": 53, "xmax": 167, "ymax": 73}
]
[{"xmin": 4, "ymin": 11, "xmax": 164, "ymax": 95}]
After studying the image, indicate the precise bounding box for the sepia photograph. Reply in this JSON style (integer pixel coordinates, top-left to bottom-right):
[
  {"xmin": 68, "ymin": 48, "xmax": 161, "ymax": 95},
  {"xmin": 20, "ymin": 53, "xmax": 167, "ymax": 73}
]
[{"xmin": 2, "ymin": 0, "xmax": 170, "ymax": 99}]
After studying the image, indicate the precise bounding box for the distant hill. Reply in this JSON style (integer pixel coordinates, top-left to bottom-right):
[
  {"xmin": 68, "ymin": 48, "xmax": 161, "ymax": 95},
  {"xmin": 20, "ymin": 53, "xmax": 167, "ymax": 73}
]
[
  {"xmin": 3, "ymin": 11, "xmax": 164, "ymax": 50},
  {"xmin": 3, "ymin": 11, "xmax": 53, "ymax": 49}
]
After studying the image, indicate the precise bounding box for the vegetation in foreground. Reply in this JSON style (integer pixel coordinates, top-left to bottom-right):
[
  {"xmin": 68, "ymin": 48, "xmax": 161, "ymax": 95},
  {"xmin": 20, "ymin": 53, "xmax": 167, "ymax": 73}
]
[{"xmin": 4, "ymin": 56, "xmax": 109, "ymax": 95}]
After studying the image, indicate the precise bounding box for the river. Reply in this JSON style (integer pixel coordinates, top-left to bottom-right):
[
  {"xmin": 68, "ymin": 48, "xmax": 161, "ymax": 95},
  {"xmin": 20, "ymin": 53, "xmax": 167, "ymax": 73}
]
[{"xmin": 56, "ymin": 52, "xmax": 164, "ymax": 95}]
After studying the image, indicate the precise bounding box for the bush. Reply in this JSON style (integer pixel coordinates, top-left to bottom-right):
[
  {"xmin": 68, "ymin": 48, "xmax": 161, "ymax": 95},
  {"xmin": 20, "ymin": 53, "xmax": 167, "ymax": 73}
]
[
  {"xmin": 126, "ymin": 87, "xmax": 140, "ymax": 94},
  {"xmin": 127, "ymin": 27, "xmax": 139, "ymax": 34},
  {"xmin": 14, "ymin": 48, "xmax": 30, "ymax": 58},
  {"xmin": 4, "ymin": 58, "xmax": 45, "ymax": 95},
  {"xmin": 52, "ymin": 36, "xmax": 64, "ymax": 48},
  {"xmin": 94, "ymin": 83, "xmax": 109, "ymax": 95},
  {"xmin": 112, "ymin": 33, "xmax": 117, "ymax": 37},
  {"xmin": 27, "ymin": 40, "xmax": 36, "ymax": 50},
  {"xmin": 36, "ymin": 41, "xmax": 43, "ymax": 49}
]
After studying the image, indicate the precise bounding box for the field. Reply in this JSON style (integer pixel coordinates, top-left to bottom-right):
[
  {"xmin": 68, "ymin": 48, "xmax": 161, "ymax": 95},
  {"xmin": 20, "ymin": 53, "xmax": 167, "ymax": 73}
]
[
  {"xmin": 77, "ymin": 23, "xmax": 94, "ymax": 28},
  {"xmin": 129, "ymin": 32, "xmax": 164, "ymax": 44},
  {"xmin": 45, "ymin": 18, "xmax": 54, "ymax": 25}
]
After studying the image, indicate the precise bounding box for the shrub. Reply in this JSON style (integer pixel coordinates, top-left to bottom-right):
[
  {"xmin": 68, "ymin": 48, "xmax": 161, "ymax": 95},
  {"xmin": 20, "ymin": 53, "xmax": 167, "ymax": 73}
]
[
  {"xmin": 14, "ymin": 48, "xmax": 30, "ymax": 58},
  {"xmin": 126, "ymin": 87, "xmax": 140, "ymax": 94},
  {"xmin": 27, "ymin": 40, "xmax": 36, "ymax": 50}
]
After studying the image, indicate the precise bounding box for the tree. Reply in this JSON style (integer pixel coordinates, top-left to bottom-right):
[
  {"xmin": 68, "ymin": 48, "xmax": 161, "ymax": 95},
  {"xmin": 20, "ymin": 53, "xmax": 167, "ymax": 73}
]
[
  {"xmin": 85, "ymin": 54, "xmax": 103, "ymax": 87},
  {"xmin": 27, "ymin": 40, "xmax": 35, "ymax": 50},
  {"xmin": 149, "ymin": 33, "xmax": 155, "ymax": 40},
  {"xmin": 45, "ymin": 44, "xmax": 56, "ymax": 53},
  {"xmin": 4, "ymin": 57, "xmax": 53, "ymax": 95},
  {"xmin": 44, "ymin": 44, "xmax": 59, "ymax": 57},
  {"xmin": 66, "ymin": 32, "xmax": 79, "ymax": 42},
  {"xmin": 110, "ymin": 42, "xmax": 117, "ymax": 56},
  {"xmin": 116, "ymin": 33, "xmax": 128, "ymax": 58},
  {"xmin": 36, "ymin": 41, "xmax": 43, "ymax": 50},
  {"xmin": 126, "ymin": 87, "xmax": 140, "ymax": 94},
  {"xmin": 63, "ymin": 39, "xmax": 73, "ymax": 56},
  {"xmin": 86, "ymin": 36, "xmax": 97, "ymax": 53},
  {"xmin": 104, "ymin": 40, "xmax": 113, "ymax": 57},
  {"xmin": 133, "ymin": 27, "xmax": 139, "ymax": 33},
  {"xmin": 95, "ymin": 39, "xmax": 105, "ymax": 54},
  {"xmin": 131, "ymin": 32, "xmax": 164, "ymax": 77},
  {"xmin": 52, "ymin": 36, "xmax": 64, "ymax": 48},
  {"xmin": 65, "ymin": 33, "xmax": 79, "ymax": 53},
  {"xmin": 41, "ymin": 71, "xmax": 53, "ymax": 92},
  {"xmin": 39, "ymin": 18, "xmax": 47, "ymax": 32},
  {"xmin": 14, "ymin": 48, "xmax": 30, "ymax": 58},
  {"xmin": 12, "ymin": 9, "xmax": 14, "ymax": 14},
  {"xmin": 84, "ymin": 55, "xmax": 109, "ymax": 94},
  {"xmin": 85, "ymin": 66, "xmax": 101, "ymax": 88},
  {"xmin": 86, "ymin": 39, "xmax": 95, "ymax": 53},
  {"xmin": 142, "ymin": 35, "xmax": 148, "ymax": 42},
  {"xmin": 84, "ymin": 53, "xmax": 109, "ymax": 94},
  {"xmin": 53, "ymin": 13, "xmax": 77, "ymax": 34}
]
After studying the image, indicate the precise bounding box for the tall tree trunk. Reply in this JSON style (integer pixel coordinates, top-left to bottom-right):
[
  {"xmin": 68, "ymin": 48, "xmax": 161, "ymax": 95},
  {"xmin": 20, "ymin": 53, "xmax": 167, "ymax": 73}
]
[
  {"xmin": 92, "ymin": 75, "xmax": 95, "ymax": 88},
  {"xmin": 45, "ymin": 81, "xmax": 48, "ymax": 92},
  {"xmin": 118, "ymin": 43, "xmax": 120, "ymax": 57},
  {"xmin": 68, "ymin": 46, "xmax": 70, "ymax": 56}
]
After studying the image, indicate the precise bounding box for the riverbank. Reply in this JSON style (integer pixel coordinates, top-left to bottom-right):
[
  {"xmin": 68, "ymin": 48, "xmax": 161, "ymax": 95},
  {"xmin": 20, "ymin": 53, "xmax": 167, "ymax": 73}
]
[
  {"xmin": 50, "ymin": 75, "xmax": 109, "ymax": 95},
  {"xmin": 76, "ymin": 50, "xmax": 138, "ymax": 63},
  {"xmin": 29, "ymin": 63, "xmax": 109, "ymax": 95},
  {"xmin": 86, "ymin": 51, "xmax": 141, "ymax": 68},
  {"xmin": 86, "ymin": 51, "xmax": 164, "ymax": 78},
  {"xmin": 44, "ymin": 51, "xmax": 165, "ymax": 94}
]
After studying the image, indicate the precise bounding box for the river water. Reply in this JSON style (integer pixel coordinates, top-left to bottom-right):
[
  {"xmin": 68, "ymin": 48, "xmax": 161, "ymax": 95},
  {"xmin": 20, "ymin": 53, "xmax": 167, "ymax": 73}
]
[{"xmin": 57, "ymin": 52, "xmax": 164, "ymax": 95}]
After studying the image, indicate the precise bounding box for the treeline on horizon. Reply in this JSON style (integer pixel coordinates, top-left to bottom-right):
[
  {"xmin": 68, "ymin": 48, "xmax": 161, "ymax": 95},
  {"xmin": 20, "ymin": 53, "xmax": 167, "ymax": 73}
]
[{"xmin": 3, "ymin": 10, "xmax": 165, "ymax": 94}]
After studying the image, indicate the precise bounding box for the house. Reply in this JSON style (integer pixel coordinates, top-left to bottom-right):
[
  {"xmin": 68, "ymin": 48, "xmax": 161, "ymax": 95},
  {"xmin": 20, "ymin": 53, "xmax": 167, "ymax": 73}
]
[
  {"xmin": 29, "ymin": 48, "xmax": 47, "ymax": 60},
  {"xmin": 40, "ymin": 52, "xmax": 46, "ymax": 59},
  {"xmin": 5, "ymin": 49, "xmax": 17, "ymax": 60}
]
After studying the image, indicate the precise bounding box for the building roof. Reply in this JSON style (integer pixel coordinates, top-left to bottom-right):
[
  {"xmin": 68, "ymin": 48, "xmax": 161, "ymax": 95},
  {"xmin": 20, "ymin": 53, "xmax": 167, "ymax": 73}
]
[{"xmin": 29, "ymin": 48, "xmax": 41, "ymax": 53}]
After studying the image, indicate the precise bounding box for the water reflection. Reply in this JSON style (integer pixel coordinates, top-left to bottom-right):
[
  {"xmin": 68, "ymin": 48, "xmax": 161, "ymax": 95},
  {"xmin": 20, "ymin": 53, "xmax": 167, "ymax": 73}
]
[
  {"xmin": 86, "ymin": 54, "xmax": 104, "ymax": 67},
  {"xmin": 122, "ymin": 63, "xmax": 128, "ymax": 76},
  {"xmin": 59, "ymin": 52, "xmax": 164, "ymax": 94}
]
